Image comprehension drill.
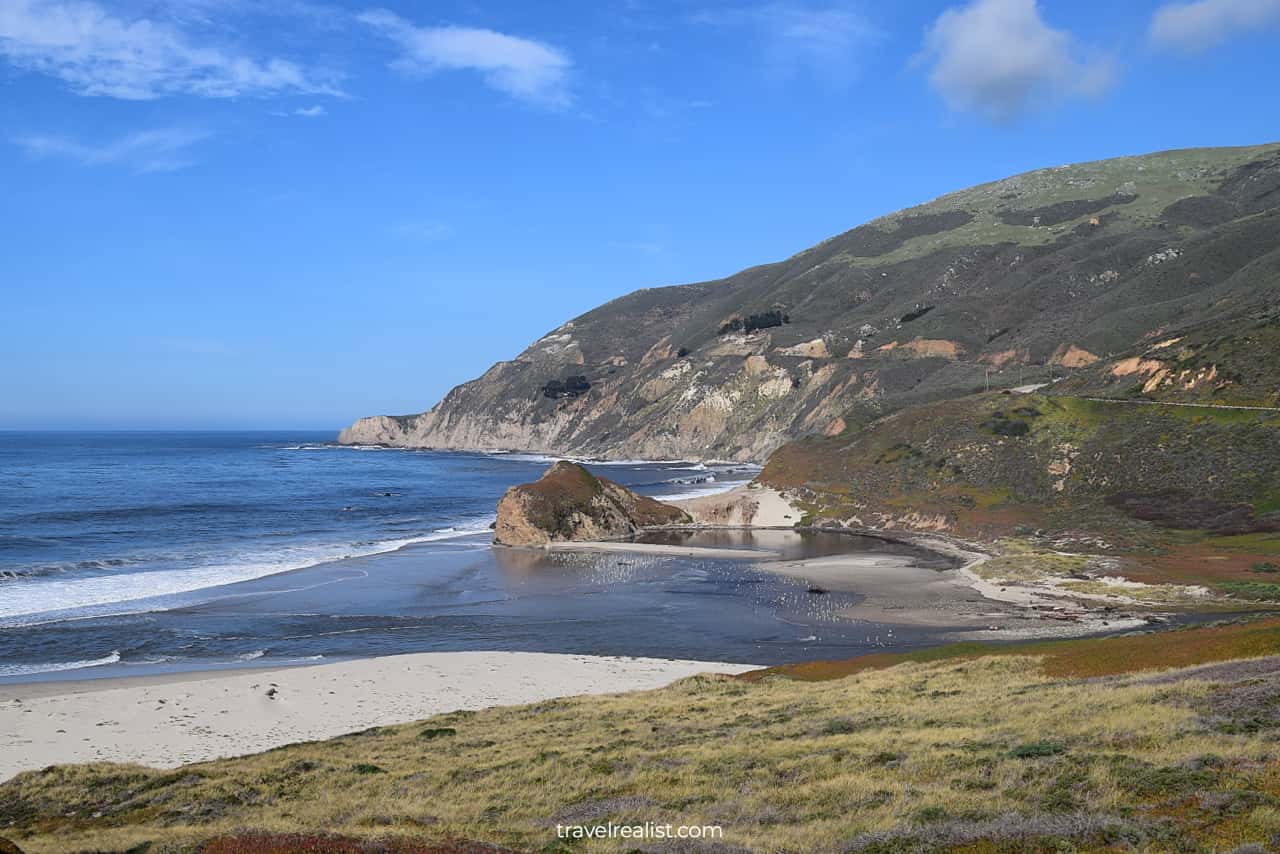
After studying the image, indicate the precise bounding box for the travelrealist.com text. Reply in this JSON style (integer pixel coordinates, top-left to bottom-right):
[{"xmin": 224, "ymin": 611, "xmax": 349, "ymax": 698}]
[{"xmin": 555, "ymin": 822, "xmax": 724, "ymax": 840}]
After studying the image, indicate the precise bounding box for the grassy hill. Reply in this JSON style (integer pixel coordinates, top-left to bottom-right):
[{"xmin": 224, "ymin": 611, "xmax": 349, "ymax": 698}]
[
  {"xmin": 340, "ymin": 142, "xmax": 1280, "ymax": 461},
  {"xmin": 759, "ymin": 390, "xmax": 1280, "ymax": 598},
  {"xmin": 9, "ymin": 619, "xmax": 1280, "ymax": 852}
]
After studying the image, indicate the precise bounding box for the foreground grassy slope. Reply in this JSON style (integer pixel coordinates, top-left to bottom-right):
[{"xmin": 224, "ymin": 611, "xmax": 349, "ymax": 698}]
[{"xmin": 8, "ymin": 620, "xmax": 1280, "ymax": 852}]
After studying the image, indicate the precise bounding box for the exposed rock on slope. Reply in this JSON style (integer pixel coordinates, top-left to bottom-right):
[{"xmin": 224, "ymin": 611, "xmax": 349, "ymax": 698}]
[
  {"xmin": 493, "ymin": 462, "xmax": 691, "ymax": 547},
  {"xmin": 341, "ymin": 143, "xmax": 1280, "ymax": 460}
]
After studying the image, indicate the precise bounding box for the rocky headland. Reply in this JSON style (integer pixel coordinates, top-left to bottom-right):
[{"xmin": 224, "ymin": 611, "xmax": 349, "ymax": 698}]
[{"xmin": 492, "ymin": 461, "xmax": 691, "ymax": 547}]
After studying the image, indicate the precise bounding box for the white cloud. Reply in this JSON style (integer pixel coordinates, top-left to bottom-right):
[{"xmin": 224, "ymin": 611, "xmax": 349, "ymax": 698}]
[
  {"xmin": 919, "ymin": 0, "xmax": 1116, "ymax": 122},
  {"xmin": 13, "ymin": 127, "xmax": 211, "ymax": 172},
  {"xmin": 358, "ymin": 8, "xmax": 571, "ymax": 106},
  {"xmin": 294, "ymin": 104, "xmax": 326, "ymax": 117},
  {"xmin": 0, "ymin": 0, "xmax": 343, "ymax": 100},
  {"xmin": 695, "ymin": 3, "xmax": 881, "ymax": 84},
  {"xmin": 1149, "ymin": 0, "xmax": 1280, "ymax": 53}
]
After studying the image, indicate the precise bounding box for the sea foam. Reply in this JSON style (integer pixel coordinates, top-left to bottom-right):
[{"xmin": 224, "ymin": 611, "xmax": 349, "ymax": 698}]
[{"xmin": 0, "ymin": 519, "xmax": 495, "ymax": 628}]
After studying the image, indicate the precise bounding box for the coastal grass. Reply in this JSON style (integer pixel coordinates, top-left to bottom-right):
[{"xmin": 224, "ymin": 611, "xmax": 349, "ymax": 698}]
[
  {"xmin": 756, "ymin": 615, "xmax": 1280, "ymax": 682},
  {"xmin": 8, "ymin": 622, "xmax": 1280, "ymax": 852}
]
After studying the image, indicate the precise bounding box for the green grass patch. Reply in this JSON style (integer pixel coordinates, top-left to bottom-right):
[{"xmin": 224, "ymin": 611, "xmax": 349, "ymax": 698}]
[
  {"xmin": 875, "ymin": 442, "xmax": 922, "ymax": 464},
  {"xmin": 1218, "ymin": 581, "xmax": 1280, "ymax": 602},
  {"xmin": 1209, "ymin": 533, "xmax": 1280, "ymax": 556},
  {"xmin": 1008, "ymin": 741, "xmax": 1067, "ymax": 759}
]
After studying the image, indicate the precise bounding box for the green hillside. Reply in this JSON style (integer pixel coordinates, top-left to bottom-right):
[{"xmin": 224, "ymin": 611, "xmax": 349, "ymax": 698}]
[
  {"xmin": 340, "ymin": 142, "xmax": 1280, "ymax": 461},
  {"xmin": 761, "ymin": 390, "xmax": 1280, "ymax": 596}
]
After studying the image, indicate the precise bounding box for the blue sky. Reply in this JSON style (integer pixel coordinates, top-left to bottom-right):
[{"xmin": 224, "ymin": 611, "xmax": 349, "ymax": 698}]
[{"xmin": 2, "ymin": 0, "xmax": 1277, "ymax": 430}]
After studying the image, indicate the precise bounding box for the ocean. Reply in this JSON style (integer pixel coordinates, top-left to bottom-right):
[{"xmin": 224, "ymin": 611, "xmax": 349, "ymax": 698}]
[{"xmin": 0, "ymin": 432, "xmax": 947, "ymax": 681}]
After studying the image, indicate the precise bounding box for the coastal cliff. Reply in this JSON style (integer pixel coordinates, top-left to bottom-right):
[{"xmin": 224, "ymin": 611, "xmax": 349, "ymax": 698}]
[
  {"xmin": 493, "ymin": 461, "xmax": 691, "ymax": 546},
  {"xmin": 340, "ymin": 143, "xmax": 1280, "ymax": 461}
]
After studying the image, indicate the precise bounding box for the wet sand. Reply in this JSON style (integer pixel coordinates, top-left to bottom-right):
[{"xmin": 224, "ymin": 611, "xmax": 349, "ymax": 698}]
[
  {"xmin": 546, "ymin": 540, "xmax": 782, "ymax": 559},
  {"xmin": 571, "ymin": 530, "xmax": 1155, "ymax": 640}
]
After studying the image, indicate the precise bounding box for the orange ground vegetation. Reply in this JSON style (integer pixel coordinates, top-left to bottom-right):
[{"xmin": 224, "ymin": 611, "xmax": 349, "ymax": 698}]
[
  {"xmin": 1127, "ymin": 540, "xmax": 1280, "ymax": 586},
  {"xmin": 744, "ymin": 617, "xmax": 1280, "ymax": 682}
]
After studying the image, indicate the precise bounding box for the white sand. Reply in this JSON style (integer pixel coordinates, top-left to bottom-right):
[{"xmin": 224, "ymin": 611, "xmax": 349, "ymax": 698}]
[
  {"xmin": 674, "ymin": 484, "xmax": 800, "ymax": 528},
  {"xmin": 0, "ymin": 652, "xmax": 755, "ymax": 781}
]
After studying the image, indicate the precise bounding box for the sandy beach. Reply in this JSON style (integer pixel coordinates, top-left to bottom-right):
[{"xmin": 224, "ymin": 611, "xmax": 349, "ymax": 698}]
[
  {"xmin": 0, "ymin": 651, "xmax": 754, "ymax": 782},
  {"xmin": 674, "ymin": 483, "xmax": 800, "ymax": 528}
]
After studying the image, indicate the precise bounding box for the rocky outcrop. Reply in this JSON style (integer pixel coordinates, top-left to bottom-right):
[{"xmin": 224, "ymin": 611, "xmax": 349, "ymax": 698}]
[
  {"xmin": 340, "ymin": 143, "xmax": 1280, "ymax": 460},
  {"xmin": 493, "ymin": 462, "xmax": 691, "ymax": 547}
]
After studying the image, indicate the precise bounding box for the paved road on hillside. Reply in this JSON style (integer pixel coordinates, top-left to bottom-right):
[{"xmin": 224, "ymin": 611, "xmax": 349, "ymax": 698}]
[{"xmin": 1007, "ymin": 382, "xmax": 1280, "ymax": 413}]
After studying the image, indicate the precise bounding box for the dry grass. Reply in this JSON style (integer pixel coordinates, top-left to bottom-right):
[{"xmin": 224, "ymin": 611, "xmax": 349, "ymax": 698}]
[
  {"xmin": 7, "ymin": 622, "xmax": 1280, "ymax": 852},
  {"xmin": 971, "ymin": 543, "xmax": 1201, "ymax": 603},
  {"xmin": 970, "ymin": 547, "xmax": 1093, "ymax": 584}
]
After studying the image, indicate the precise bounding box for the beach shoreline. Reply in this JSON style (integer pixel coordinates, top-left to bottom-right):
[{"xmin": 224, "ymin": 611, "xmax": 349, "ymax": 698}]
[
  {"xmin": 544, "ymin": 540, "xmax": 783, "ymax": 559},
  {"xmin": 662, "ymin": 485, "xmax": 1194, "ymax": 638},
  {"xmin": 0, "ymin": 651, "xmax": 755, "ymax": 782},
  {"xmin": 0, "ymin": 471, "xmax": 1228, "ymax": 794}
]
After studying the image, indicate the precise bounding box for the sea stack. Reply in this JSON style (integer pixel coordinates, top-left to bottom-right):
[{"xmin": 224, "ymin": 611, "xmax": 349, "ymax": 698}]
[{"xmin": 493, "ymin": 461, "xmax": 691, "ymax": 547}]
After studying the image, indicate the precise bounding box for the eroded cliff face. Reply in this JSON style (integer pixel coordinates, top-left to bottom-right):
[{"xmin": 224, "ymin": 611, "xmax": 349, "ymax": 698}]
[
  {"xmin": 493, "ymin": 461, "xmax": 691, "ymax": 546},
  {"xmin": 340, "ymin": 143, "xmax": 1280, "ymax": 461},
  {"xmin": 339, "ymin": 329, "xmax": 876, "ymax": 461}
]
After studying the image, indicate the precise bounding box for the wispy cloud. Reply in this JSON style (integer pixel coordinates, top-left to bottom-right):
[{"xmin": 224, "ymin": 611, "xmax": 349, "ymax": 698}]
[
  {"xmin": 393, "ymin": 220, "xmax": 454, "ymax": 242},
  {"xmin": 695, "ymin": 3, "xmax": 881, "ymax": 84},
  {"xmin": 918, "ymin": 0, "xmax": 1116, "ymax": 123},
  {"xmin": 358, "ymin": 8, "xmax": 571, "ymax": 107},
  {"xmin": 13, "ymin": 127, "xmax": 210, "ymax": 173},
  {"xmin": 159, "ymin": 0, "xmax": 349, "ymax": 31},
  {"xmin": 1149, "ymin": 0, "xmax": 1280, "ymax": 53},
  {"xmin": 0, "ymin": 0, "xmax": 344, "ymax": 100},
  {"xmin": 293, "ymin": 104, "xmax": 327, "ymax": 117}
]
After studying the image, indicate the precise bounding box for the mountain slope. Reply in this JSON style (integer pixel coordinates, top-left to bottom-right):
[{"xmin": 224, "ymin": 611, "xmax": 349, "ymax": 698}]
[{"xmin": 340, "ymin": 142, "xmax": 1280, "ymax": 461}]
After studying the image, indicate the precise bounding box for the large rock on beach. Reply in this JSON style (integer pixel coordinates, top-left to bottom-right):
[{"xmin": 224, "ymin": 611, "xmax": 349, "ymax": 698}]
[{"xmin": 493, "ymin": 462, "xmax": 691, "ymax": 547}]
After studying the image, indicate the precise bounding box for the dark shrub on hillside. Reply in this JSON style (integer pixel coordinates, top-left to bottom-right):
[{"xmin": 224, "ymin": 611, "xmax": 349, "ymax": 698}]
[
  {"xmin": 983, "ymin": 411, "xmax": 1032, "ymax": 436},
  {"xmin": 542, "ymin": 375, "xmax": 591, "ymax": 399},
  {"xmin": 900, "ymin": 305, "xmax": 935, "ymax": 323},
  {"xmin": 719, "ymin": 310, "xmax": 789, "ymax": 335},
  {"xmin": 1105, "ymin": 490, "xmax": 1280, "ymax": 535},
  {"xmin": 419, "ymin": 727, "xmax": 457, "ymax": 739}
]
